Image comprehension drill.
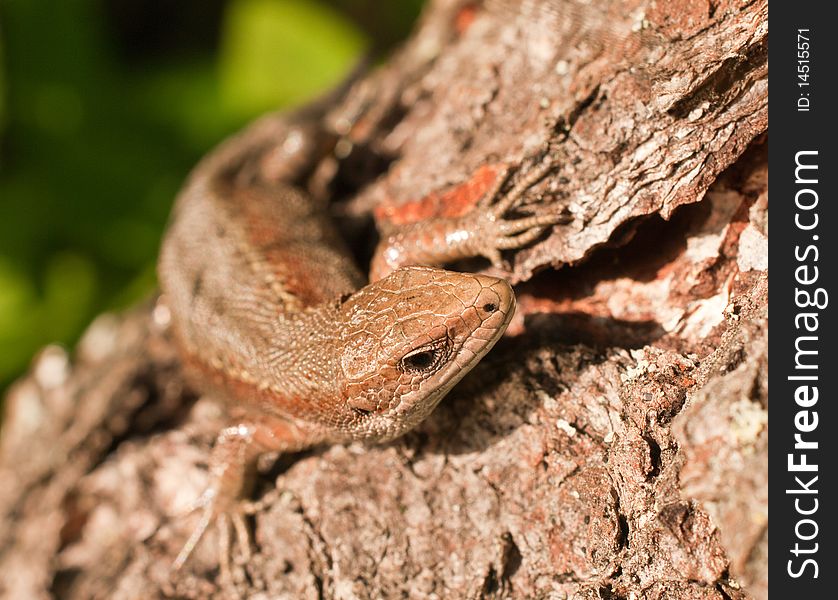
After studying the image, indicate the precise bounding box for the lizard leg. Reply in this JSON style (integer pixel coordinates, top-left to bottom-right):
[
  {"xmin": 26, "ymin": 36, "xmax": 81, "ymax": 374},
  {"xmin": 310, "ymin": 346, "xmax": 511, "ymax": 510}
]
[
  {"xmin": 480, "ymin": 157, "xmax": 557, "ymax": 218},
  {"xmin": 171, "ymin": 416, "xmax": 310, "ymax": 581},
  {"xmin": 456, "ymin": 156, "xmax": 565, "ymax": 269},
  {"xmin": 171, "ymin": 424, "xmax": 260, "ymax": 580},
  {"xmin": 370, "ymin": 155, "xmax": 564, "ymax": 279}
]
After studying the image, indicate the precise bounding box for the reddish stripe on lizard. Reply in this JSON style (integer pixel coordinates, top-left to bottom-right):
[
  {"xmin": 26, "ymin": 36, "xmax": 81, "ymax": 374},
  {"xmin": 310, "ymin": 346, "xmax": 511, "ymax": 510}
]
[
  {"xmin": 179, "ymin": 347, "xmax": 334, "ymax": 445},
  {"xmin": 454, "ymin": 3, "xmax": 480, "ymax": 35},
  {"xmin": 374, "ymin": 164, "xmax": 504, "ymax": 227},
  {"xmin": 235, "ymin": 185, "xmax": 352, "ymax": 308}
]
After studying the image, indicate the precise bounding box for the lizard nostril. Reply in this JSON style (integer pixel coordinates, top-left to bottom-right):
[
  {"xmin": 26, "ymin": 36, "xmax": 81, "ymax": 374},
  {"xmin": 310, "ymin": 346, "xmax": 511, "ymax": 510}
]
[{"xmin": 482, "ymin": 302, "xmax": 497, "ymax": 313}]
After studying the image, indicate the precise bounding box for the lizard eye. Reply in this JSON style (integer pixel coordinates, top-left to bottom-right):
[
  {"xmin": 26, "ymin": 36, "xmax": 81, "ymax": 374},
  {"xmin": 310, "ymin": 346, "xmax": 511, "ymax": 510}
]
[
  {"xmin": 400, "ymin": 343, "xmax": 449, "ymax": 374},
  {"xmin": 402, "ymin": 349, "xmax": 436, "ymax": 371}
]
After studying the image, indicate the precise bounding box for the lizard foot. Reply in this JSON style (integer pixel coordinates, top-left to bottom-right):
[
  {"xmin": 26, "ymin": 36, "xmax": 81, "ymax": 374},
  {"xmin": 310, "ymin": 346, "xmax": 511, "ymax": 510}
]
[
  {"xmin": 469, "ymin": 156, "xmax": 565, "ymax": 269},
  {"xmin": 370, "ymin": 153, "xmax": 566, "ymax": 281},
  {"xmin": 168, "ymin": 423, "xmax": 269, "ymax": 585},
  {"xmin": 171, "ymin": 487, "xmax": 255, "ymax": 584}
]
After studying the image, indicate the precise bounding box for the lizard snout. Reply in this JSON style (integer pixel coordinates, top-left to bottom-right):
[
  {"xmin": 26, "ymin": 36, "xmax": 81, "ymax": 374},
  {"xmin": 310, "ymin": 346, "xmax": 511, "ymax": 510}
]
[{"xmin": 467, "ymin": 274, "xmax": 516, "ymax": 335}]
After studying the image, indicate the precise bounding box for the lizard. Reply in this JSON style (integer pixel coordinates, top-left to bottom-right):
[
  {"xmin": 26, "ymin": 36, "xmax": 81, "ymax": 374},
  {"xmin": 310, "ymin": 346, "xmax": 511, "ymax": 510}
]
[{"xmin": 157, "ymin": 99, "xmax": 561, "ymax": 582}]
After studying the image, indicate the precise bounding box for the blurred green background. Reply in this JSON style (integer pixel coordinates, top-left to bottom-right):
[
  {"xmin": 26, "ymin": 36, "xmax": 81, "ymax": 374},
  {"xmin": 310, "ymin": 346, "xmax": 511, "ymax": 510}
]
[{"xmin": 0, "ymin": 0, "xmax": 423, "ymax": 391}]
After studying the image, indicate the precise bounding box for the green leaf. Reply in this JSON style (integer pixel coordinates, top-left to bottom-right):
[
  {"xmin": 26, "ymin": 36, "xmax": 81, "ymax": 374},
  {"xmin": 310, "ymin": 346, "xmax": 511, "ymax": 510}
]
[{"xmin": 219, "ymin": 0, "xmax": 368, "ymax": 117}]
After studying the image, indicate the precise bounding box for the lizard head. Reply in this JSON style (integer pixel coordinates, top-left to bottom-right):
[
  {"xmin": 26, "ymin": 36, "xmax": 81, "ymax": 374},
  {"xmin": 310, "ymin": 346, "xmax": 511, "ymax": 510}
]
[{"xmin": 337, "ymin": 266, "xmax": 515, "ymax": 440}]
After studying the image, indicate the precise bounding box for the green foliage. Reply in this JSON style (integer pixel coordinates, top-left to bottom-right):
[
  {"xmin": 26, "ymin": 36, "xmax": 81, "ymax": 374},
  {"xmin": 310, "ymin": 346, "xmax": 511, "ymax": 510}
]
[
  {"xmin": 221, "ymin": 0, "xmax": 367, "ymax": 117},
  {"xmin": 0, "ymin": 0, "xmax": 418, "ymax": 390}
]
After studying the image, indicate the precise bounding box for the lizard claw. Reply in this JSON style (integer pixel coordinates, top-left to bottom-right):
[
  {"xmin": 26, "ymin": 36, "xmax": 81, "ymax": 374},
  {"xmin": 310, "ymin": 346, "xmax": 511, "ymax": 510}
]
[
  {"xmin": 370, "ymin": 153, "xmax": 565, "ymax": 279},
  {"xmin": 467, "ymin": 156, "xmax": 565, "ymax": 267},
  {"xmin": 169, "ymin": 423, "xmax": 265, "ymax": 583},
  {"xmin": 170, "ymin": 488, "xmax": 254, "ymax": 584}
]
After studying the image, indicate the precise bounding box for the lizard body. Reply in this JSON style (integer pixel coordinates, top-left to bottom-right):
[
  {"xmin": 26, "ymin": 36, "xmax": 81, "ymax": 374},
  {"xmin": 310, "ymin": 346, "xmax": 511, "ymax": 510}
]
[{"xmin": 158, "ymin": 109, "xmax": 558, "ymax": 578}]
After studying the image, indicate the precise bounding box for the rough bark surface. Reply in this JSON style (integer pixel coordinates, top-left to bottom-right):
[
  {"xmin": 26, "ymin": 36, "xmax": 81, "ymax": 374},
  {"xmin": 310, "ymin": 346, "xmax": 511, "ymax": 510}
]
[{"xmin": 0, "ymin": 0, "xmax": 768, "ymax": 598}]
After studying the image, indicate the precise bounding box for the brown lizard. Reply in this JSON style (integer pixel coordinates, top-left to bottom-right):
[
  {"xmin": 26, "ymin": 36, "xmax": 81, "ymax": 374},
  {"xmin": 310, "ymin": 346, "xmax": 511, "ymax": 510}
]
[{"xmin": 157, "ymin": 105, "xmax": 560, "ymax": 581}]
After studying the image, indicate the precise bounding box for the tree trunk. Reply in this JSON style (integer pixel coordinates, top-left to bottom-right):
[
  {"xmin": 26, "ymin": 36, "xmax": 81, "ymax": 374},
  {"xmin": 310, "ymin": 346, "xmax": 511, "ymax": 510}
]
[{"xmin": 0, "ymin": 0, "xmax": 768, "ymax": 598}]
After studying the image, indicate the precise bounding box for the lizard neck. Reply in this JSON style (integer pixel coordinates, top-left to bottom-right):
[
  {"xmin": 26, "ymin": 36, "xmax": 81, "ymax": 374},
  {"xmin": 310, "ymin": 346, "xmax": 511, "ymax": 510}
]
[
  {"xmin": 263, "ymin": 305, "xmax": 346, "ymax": 413},
  {"xmin": 177, "ymin": 301, "xmax": 351, "ymax": 437}
]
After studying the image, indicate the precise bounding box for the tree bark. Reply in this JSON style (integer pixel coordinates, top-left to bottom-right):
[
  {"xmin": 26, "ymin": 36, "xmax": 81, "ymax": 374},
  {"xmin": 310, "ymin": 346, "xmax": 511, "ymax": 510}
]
[{"xmin": 0, "ymin": 0, "xmax": 768, "ymax": 598}]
